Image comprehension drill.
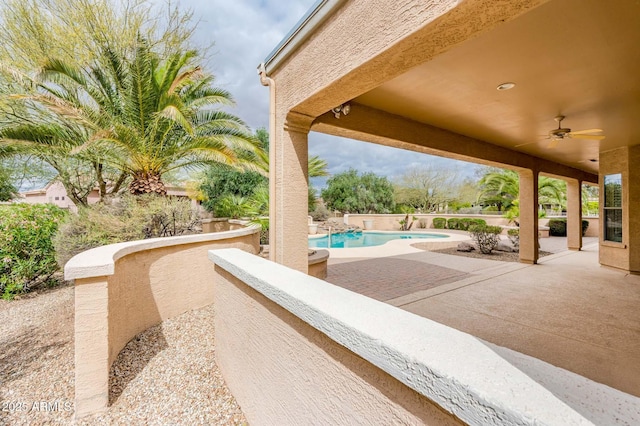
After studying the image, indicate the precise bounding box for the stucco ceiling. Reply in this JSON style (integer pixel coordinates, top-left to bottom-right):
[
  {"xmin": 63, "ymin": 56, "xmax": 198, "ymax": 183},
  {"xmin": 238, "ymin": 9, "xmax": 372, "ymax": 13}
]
[{"xmin": 353, "ymin": 0, "xmax": 640, "ymax": 175}]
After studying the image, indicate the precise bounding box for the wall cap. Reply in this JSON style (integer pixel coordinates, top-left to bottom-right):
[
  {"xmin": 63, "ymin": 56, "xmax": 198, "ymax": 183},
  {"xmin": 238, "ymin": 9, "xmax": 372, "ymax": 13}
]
[
  {"xmin": 209, "ymin": 248, "xmax": 638, "ymax": 426},
  {"xmin": 65, "ymin": 226, "xmax": 259, "ymax": 280}
]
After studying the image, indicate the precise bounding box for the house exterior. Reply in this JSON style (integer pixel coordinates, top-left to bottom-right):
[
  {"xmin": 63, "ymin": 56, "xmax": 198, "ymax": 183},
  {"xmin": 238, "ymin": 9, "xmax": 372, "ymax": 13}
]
[
  {"xmin": 19, "ymin": 181, "xmax": 195, "ymax": 212},
  {"xmin": 259, "ymin": 0, "xmax": 640, "ymax": 275},
  {"xmin": 19, "ymin": 181, "xmax": 92, "ymax": 212}
]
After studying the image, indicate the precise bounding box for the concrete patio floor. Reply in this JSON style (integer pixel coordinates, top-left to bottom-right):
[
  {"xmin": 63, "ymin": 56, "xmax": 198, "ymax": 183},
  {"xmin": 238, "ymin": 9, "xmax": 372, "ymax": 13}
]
[{"xmin": 325, "ymin": 236, "xmax": 640, "ymax": 400}]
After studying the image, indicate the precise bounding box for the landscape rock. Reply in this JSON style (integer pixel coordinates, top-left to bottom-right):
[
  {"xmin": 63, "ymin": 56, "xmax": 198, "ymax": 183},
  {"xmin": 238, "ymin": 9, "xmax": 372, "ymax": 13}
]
[
  {"xmin": 317, "ymin": 219, "xmax": 362, "ymax": 235},
  {"xmin": 495, "ymin": 242, "xmax": 516, "ymax": 253},
  {"xmin": 457, "ymin": 242, "xmax": 476, "ymax": 252}
]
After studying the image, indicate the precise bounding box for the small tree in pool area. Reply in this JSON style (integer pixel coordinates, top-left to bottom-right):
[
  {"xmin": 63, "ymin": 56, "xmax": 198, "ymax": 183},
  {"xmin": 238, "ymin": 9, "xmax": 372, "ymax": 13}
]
[{"xmin": 468, "ymin": 224, "xmax": 502, "ymax": 254}]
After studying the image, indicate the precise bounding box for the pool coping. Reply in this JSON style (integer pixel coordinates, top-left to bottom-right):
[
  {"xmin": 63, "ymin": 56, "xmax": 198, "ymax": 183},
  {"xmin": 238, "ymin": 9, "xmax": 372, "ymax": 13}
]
[{"xmin": 309, "ymin": 230, "xmax": 470, "ymax": 259}]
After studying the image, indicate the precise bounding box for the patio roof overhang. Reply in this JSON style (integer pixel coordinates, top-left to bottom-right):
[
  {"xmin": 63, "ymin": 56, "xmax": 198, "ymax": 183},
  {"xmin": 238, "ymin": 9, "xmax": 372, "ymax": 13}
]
[{"xmin": 261, "ymin": 0, "xmax": 639, "ymax": 180}]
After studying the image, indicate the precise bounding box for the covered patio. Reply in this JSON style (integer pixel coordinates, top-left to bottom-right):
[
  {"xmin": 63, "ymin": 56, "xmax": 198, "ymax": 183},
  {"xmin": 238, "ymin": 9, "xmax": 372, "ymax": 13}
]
[
  {"xmin": 324, "ymin": 237, "xmax": 640, "ymax": 398},
  {"xmin": 242, "ymin": 0, "xmax": 640, "ymax": 422},
  {"xmin": 259, "ymin": 0, "xmax": 640, "ymax": 274}
]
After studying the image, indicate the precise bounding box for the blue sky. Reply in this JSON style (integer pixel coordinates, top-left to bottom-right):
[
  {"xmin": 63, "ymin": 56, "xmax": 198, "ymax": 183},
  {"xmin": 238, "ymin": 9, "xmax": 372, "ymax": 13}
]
[{"xmin": 179, "ymin": 0, "xmax": 480, "ymax": 188}]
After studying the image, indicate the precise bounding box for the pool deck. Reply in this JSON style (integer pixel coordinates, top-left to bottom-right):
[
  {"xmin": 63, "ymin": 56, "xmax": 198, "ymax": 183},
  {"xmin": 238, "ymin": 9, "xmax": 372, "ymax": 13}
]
[{"xmin": 323, "ymin": 234, "xmax": 640, "ymax": 420}]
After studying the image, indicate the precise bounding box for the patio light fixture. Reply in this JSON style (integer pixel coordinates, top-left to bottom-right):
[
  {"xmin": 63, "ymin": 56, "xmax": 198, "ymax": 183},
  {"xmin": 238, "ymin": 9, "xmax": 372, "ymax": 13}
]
[{"xmin": 331, "ymin": 102, "xmax": 351, "ymax": 118}]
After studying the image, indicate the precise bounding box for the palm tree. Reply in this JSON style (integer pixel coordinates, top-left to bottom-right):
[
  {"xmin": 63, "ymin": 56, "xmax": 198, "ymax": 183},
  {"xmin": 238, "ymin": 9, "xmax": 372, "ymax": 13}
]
[
  {"xmin": 478, "ymin": 168, "xmax": 566, "ymax": 212},
  {"xmin": 1, "ymin": 38, "xmax": 261, "ymax": 197},
  {"xmin": 477, "ymin": 169, "xmax": 519, "ymax": 212}
]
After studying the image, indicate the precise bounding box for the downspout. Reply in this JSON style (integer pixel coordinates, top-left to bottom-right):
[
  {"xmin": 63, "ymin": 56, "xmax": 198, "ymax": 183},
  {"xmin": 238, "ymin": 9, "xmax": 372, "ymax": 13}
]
[{"xmin": 258, "ymin": 63, "xmax": 278, "ymax": 262}]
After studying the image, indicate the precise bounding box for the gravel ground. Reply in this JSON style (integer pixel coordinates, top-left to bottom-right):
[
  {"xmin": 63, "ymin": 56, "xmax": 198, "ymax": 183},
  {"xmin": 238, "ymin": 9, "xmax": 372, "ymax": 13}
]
[
  {"xmin": 0, "ymin": 284, "xmax": 246, "ymax": 425},
  {"xmin": 428, "ymin": 246, "xmax": 553, "ymax": 262}
]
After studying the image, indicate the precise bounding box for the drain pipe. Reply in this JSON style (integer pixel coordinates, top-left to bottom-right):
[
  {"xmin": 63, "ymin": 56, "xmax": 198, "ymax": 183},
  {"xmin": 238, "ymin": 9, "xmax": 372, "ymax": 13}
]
[{"xmin": 258, "ymin": 63, "xmax": 278, "ymax": 262}]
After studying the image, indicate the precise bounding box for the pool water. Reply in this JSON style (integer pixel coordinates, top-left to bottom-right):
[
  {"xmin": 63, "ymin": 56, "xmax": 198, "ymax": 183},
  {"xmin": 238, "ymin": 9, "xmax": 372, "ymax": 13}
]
[{"xmin": 308, "ymin": 231, "xmax": 447, "ymax": 248}]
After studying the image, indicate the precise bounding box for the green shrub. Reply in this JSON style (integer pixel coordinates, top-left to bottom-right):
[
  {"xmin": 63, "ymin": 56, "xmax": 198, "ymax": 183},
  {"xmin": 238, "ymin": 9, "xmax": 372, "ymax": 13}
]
[
  {"xmin": 548, "ymin": 218, "xmax": 589, "ymax": 236},
  {"xmin": 0, "ymin": 203, "xmax": 68, "ymax": 299},
  {"xmin": 446, "ymin": 217, "xmax": 486, "ymax": 231},
  {"xmin": 215, "ymin": 194, "xmax": 250, "ymax": 219},
  {"xmin": 54, "ymin": 194, "xmax": 200, "ymax": 267},
  {"xmin": 548, "ymin": 218, "xmax": 564, "ymax": 236},
  {"xmin": 432, "ymin": 217, "xmax": 447, "ymax": 229},
  {"xmin": 459, "ymin": 218, "xmax": 472, "ymax": 230},
  {"xmin": 468, "ymin": 224, "xmax": 502, "ymax": 254},
  {"xmin": 507, "ymin": 228, "xmax": 520, "ymax": 248},
  {"xmin": 470, "ymin": 218, "xmax": 487, "ymax": 228}
]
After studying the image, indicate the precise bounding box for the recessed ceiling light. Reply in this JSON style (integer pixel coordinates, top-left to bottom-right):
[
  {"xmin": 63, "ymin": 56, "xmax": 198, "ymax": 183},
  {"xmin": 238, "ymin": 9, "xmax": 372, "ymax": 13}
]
[{"xmin": 496, "ymin": 82, "xmax": 516, "ymax": 91}]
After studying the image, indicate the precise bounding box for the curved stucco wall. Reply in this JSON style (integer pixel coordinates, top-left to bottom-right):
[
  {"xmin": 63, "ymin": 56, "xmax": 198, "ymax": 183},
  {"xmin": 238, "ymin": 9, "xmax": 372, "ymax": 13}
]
[{"xmin": 66, "ymin": 227, "xmax": 260, "ymax": 418}]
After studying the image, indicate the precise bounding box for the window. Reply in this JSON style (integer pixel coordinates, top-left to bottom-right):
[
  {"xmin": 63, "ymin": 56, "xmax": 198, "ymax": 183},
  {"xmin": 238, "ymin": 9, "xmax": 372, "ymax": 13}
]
[
  {"xmin": 604, "ymin": 173, "xmax": 622, "ymax": 243},
  {"xmin": 55, "ymin": 196, "xmax": 60, "ymax": 201},
  {"xmin": 61, "ymin": 196, "xmax": 65, "ymax": 200}
]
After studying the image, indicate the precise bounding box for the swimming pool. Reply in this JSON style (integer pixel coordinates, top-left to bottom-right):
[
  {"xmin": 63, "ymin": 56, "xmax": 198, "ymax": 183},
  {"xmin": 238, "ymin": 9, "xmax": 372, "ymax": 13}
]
[{"xmin": 308, "ymin": 231, "xmax": 447, "ymax": 248}]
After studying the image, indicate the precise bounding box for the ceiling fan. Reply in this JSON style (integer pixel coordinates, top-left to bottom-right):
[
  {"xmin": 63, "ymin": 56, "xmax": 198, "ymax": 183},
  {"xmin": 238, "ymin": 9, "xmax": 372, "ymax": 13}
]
[{"xmin": 546, "ymin": 115, "xmax": 605, "ymax": 148}]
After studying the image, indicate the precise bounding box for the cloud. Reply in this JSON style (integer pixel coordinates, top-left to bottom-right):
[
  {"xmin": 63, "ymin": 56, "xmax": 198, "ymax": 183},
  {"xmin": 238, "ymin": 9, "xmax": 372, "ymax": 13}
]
[{"xmin": 178, "ymin": 0, "xmax": 481, "ymax": 185}]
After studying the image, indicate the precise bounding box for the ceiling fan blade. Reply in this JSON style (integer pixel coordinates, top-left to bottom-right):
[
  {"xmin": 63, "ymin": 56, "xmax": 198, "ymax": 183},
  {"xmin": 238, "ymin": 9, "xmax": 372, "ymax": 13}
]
[
  {"xmin": 548, "ymin": 138, "xmax": 560, "ymax": 149},
  {"xmin": 569, "ymin": 134, "xmax": 606, "ymax": 140},
  {"xmin": 570, "ymin": 128, "xmax": 603, "ymax": 135}
]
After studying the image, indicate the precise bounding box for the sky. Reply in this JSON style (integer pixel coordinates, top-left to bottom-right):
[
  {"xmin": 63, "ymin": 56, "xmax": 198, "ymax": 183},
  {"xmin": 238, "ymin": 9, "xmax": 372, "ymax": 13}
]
[{"xmin": 177, "ymin": 0, "xmax": 481, "ymax": 188}]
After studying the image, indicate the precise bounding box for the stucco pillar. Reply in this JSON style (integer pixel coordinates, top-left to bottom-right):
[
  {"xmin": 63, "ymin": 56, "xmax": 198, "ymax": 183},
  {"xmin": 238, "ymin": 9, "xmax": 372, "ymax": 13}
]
[
  {"xmin": 270, "ymin": 112, "xmax": 310, "ymax": 272},
  {"xmin": 74, "ymin": 277, "xmax": 109, "ymax": 418},
  {"xmin": 519, "ymin": 169, "xmax": 539, "ymax": 264},
  {"xmin": 599, "ymin": 146, "xmax": 640, "ymax": 273},
  {"xmin": 566, "ymin": 179, "xmax": 582, "ymax": 251}
]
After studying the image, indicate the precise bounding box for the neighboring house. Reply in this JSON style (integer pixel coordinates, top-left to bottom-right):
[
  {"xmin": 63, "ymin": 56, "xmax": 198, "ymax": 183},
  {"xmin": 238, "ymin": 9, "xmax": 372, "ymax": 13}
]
[
  {"xmin": 19, "ymin": 181, "xmax": 91, "ymax": 212},
  {"xmin": 19, "ymin": 181, "xmax": 195, "ymax": 212}
]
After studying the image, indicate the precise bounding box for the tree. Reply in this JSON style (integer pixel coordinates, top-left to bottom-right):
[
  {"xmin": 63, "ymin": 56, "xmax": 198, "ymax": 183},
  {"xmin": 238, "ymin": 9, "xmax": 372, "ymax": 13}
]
[
  {"xmin": 477, "ymin": 169, "xmax": 519, "ymax": 212},
  {"xmin": 200, "ymin": 166, "xmax": 268, "ymax": 215},
  {"xmin": 477, "ymin": 168, "xmax": 566, "ymax": 213},
  {"xmin": 0, "ymin": 0, "xmax": 204, "ymax": 203},
  {"xmin": 0, "ymin": 166, "xmax": 17, "ymax": 201},
  {"xmin": 322, "ymin": 169, "xmax": 395, "ymax": 213},
  {"xmin": 393, "ymin": 165, "xmax": 461, "ymax": 212},
  {"xmin": 2, "ymin": 39, "xmax": 261, "ymax": 196}
]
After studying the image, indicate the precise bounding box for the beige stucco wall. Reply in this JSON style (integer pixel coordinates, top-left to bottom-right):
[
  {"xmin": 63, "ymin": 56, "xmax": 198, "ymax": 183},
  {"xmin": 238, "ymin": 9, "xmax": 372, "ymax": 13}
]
[
  {"xmin": 210, "ymin": 248, "xmax": 617, "ymax": 425},
  {"xmin": 213, "ymin": 267, "xmax": 463, "ymax": 426},
  {"xmin": 68, "ymin": 228, "xmax": 260, "ymax": 418},
  {"xmin": 201, "ymin": 218, "xmax": 246, "ymax": 233},
  {"xmin": 345, "ymin": 213, "xmax": 511, "ymax": 231}
]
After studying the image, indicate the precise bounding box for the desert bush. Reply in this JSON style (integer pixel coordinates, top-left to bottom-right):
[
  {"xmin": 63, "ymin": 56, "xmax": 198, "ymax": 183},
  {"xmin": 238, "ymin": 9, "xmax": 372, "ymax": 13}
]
[
  {"xmin": 468, "ymin": 224, "xmax": 502, "ymax": 254},
  {"xmin": 310, "ymin": 203, "xmax": 329, "ymax": 221},
  {"xmin": 548, "ymin": 218, "xmax": 589, "ymax": 237},
  {"xmin": 54, "ymin": 194, "xmax": 200, "ymax": 267},
  {"xmin": 0, "ymin": 203, "xmax": 68, "ymax": 299},
  {"xmin": 507, "ymin": 228, "xmax": 520, "ymax": 248},
  {"xmin": 417, "ymin": 218, "xmax": 427, "ymax": 229},
  {"xmin": 432, "ymin": 217, "xmax": 447, "ymax": 229}
]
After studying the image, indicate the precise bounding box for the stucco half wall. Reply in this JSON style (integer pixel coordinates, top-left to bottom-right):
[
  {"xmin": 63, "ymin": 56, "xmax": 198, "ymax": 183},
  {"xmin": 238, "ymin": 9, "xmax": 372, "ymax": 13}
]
[
  {"xmin": 65, "ymin": 227, "xmax": 260, "ymax": 419},
  {"xmin": 209, "ymin": 248, "xmax": 606, "ymax": 426}
]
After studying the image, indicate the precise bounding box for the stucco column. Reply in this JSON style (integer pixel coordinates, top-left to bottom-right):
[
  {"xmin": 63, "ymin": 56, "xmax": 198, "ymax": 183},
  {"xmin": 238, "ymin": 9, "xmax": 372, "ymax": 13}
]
[
  {"xmin": 74, "ymin": 277, "xmax": 109, "ymax": 418},
  {"xmin": 599, "ymin": 146, "xmax": 640, "ymax": 273},
  {"xmin": 270, "ymin": 111, "xmax": 310, "ymax": 272},
  {"xmin": 519, "ymin": 169, "xmax": 539, "ymax": 264},
  {"xmin": 566, "ymin": 179, "xmax": 582, "ymax": 251}
]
